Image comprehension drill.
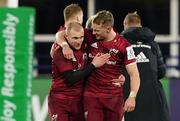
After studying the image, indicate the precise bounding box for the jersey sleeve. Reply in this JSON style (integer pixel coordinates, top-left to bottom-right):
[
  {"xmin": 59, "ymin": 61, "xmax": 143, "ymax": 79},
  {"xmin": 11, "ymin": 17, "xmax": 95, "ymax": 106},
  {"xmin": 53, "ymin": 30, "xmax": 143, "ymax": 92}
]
[
  {"xmin": 53, "ymin": 47, "xmax": 74, "ymax": 73},
  {"xmin": 61, "ymin": 64, "xmax": 95, "ymax": 85},
  {"xmin": 123, "ymin": 41, "xmax": 136, "ymax": 65}
]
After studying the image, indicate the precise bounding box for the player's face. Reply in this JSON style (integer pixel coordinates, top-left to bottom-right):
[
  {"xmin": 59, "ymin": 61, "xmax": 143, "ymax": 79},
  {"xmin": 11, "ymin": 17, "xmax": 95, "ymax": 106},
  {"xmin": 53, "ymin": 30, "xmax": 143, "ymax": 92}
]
[
  {"xmin": 66, "ymin": 29, "xmax": 84, "ymax": 50},
  {"xmin": 92, "ymin": 23, "xmax": 108, "ymax": 40}
]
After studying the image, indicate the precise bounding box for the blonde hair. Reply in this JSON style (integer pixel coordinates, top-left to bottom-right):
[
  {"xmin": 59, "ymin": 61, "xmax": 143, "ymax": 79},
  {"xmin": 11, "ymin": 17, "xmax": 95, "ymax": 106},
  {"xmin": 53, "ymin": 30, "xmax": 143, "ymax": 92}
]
[
  {"xmin": 85, "ymin": 15, "xmax": 95, "ymax": 29},
  {"xmin": 93, "ymin": 10, "xmax": 114, "ymax": 27},
  {"xmin": 63, "ymin": 4, "xmax": 82, "ymax": 21}
]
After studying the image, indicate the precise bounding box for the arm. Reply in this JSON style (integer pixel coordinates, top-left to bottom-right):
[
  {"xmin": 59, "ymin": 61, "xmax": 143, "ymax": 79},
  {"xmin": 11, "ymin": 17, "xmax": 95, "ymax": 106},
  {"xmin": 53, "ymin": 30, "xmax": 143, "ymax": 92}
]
[
  {"xmin": 62, "ymin": 64, "xmax": 95, "ymax": 85},
  {"xmin": 126, "ymin": 63, "xmax": 140, "ymax": 97},
  {"xmin": 60, "ymin": 53, "xmax": 110, "ymax": 85},
  {"xmin": 50, "ymin": 43, "xmax": 61, "ymax": 58},
  {"xmin": 124, "ymin": 63, "xmax": 140, "ymax": 112},
  {"xmin": 55, "ymin": 31, "xmax": 74, "ymax": 59}
]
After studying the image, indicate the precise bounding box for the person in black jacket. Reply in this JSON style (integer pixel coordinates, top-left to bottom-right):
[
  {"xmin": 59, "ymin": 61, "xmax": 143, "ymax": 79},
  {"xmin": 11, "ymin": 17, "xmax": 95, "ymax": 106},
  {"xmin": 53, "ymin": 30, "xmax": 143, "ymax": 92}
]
[{"xmin": 121, "ymin": 12, "xmax": 170, "ymax": 121}]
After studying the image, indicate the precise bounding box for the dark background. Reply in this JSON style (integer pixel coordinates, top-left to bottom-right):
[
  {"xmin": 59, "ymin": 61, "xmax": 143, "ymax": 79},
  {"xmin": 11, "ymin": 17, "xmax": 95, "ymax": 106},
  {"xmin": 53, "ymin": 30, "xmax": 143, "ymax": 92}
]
[
  {"xmin": 19, "ymin": 0, "xmax": 180, "ymax": 74},
  {"xmin": 19, "ymin": 0, "xmax": 171, "ymax": 34}
]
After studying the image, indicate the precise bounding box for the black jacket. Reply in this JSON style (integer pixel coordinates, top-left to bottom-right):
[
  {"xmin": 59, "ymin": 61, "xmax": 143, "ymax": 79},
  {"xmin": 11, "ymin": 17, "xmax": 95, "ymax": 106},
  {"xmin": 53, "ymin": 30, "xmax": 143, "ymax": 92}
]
[
  {"xmin": 121, "ymin": 27, "xmax": 170, "ymax": 121},
  {"xmin": 121, "ymin": 27, "xmax": 166, "ymax": 79}
]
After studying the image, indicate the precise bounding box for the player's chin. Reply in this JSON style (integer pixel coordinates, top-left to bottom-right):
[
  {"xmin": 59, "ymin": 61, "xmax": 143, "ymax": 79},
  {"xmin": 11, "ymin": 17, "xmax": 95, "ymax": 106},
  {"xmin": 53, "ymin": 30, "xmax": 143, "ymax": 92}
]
[
  {"xmin": 74, "ymin": 45, "xmax": 81, "ymax": 50},
  {"xmin": 96, "ymin": 36, "xmax": 103, "ymax": 40},
  {"xmin": 95, "ymin": 35, "xmax": 100, "ymax": 39}
]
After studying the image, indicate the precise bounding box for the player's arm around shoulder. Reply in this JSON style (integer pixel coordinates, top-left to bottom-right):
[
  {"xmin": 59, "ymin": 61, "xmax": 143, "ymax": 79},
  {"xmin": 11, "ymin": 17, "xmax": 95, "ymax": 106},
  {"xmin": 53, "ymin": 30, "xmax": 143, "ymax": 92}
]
[
  {"xmin": 56, "ymin": 31, "xmax": 74, "ymax": 59},
  {"xmin": 50, "ymin": 31, "xmax": 74, "ymax": 59},
  {"xmin": 124, "ymin": 63, "xmax": 140, "ymax": 112}
]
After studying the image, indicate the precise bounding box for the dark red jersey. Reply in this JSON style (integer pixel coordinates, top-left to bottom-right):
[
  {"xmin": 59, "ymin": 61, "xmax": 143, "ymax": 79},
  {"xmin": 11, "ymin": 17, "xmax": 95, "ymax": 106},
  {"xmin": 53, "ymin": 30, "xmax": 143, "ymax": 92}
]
[
  {"xmin": 50, "ymin": 43, "xmax": 88, "ymax": 99},
  {"xmin": 84, "ymin": 34, "xmax": 136, "ymax": 97}
]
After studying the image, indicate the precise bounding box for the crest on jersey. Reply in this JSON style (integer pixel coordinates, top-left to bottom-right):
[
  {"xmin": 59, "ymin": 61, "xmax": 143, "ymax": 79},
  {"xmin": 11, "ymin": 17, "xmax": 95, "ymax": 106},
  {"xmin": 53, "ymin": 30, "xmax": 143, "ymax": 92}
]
[
  {"xmin": 109, "ymin": 48, "xmax": 119, "ymax": 55},
  {"xmin": 51, "ymin": 114, "xmax": 58, "ymax": 121},
  {"xmin": 84, "ymin": 111, "xmax": 88, "ymax": 119}
]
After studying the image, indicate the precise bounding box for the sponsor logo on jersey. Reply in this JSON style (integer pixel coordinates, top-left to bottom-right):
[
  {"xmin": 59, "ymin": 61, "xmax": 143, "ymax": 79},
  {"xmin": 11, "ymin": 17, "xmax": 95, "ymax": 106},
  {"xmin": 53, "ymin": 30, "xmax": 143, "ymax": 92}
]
[
  {"xmin": 109, "ymin": 48, "xmax": 119, "ymax": 55},
  {"xmin": 132, "ymin": 44, "xmax": 151, "ymax": 49},
  {"xmin": 106, "ymin": 61, "xmax": 116, "ymax": 65},
  {"xmin": 136, "ymin": 52, "xmax": 149, "ymax": 63}
]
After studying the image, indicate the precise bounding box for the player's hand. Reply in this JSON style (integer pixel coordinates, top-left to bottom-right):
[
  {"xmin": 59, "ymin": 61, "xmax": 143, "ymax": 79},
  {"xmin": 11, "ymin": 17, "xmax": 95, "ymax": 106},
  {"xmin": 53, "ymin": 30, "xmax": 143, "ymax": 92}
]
[
  {"xmin": 55, "ymin": 31, "xmax": 74, "ymax": 59},
  {"xmin": 62, "ymin": 45, "xmax": 74, "ymax": 59},
  {"xmin": 123, "ymin": 97, "xmax": 136, "ymax": 112},
  {"xmin": 91, "ymin": 53, "xmax": 110, "ymax": 68},
  {"xmin": 111, "ymin": 74, "xmax": 125, "ymax": 87}
]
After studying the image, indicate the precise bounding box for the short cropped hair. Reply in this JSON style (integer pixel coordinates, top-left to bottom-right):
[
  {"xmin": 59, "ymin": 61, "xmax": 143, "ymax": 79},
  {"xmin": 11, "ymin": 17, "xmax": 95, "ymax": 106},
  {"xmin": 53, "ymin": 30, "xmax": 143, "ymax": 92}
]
[
  {"xmin": 63, "ymin": 4, "xmax": 82, "ymax": 21},
  {"xmin": 93, "ymin": 10, "xmax": 114, "ymax": 27},
  {"xmin": 66, "ymin": 22, "xmax": 83, "ymax": 35},
  {"xmin": 124, "ymin": 11, "xmax": 141, "ymax": 24}
]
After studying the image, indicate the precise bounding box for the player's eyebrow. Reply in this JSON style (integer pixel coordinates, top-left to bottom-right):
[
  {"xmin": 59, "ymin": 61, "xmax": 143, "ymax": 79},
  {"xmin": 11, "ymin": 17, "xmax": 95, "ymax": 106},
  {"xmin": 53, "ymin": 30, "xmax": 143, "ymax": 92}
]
[{"xmin": 72, "ymin": 36, "xmax": 84, "ymax": 39}]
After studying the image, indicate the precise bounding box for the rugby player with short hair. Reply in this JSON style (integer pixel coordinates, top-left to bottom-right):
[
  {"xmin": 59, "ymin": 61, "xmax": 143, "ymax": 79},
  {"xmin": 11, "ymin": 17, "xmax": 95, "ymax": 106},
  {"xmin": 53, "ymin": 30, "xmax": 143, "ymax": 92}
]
[
  {"xmin": 48, "ymin": 22, "xmax": 110, "ymax": 121},
  {"xmin": 82, "ymin": 10, "xmax": 140, "ymax": 121}
]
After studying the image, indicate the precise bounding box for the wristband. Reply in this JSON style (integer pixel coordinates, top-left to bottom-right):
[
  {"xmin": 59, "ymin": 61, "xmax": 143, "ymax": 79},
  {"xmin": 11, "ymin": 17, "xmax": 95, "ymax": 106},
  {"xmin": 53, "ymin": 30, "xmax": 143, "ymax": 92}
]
[{"xmin": 129, "ymin": 91, "xmax": 136, "ymax": 98}]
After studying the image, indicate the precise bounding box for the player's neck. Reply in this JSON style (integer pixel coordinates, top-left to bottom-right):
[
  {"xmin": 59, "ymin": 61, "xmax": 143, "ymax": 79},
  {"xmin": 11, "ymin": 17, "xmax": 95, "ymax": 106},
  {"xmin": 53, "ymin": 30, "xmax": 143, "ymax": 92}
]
[
  {"xmin": 104, "ymin": 30, "xmax": 116, "ymax": 42},
  {"xmin": 128, "ymin": 24, "xmax": 142, "ymax": 28}
]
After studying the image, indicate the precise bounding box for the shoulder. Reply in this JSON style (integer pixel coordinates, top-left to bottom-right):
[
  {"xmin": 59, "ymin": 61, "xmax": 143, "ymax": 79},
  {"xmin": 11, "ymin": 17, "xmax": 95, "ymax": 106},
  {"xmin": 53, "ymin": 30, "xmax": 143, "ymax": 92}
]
[
  {"xmin": 84, "ymin": 28, "xmax": 93, "ymax": 37},
  {"xmin": 52, "ymin": 43, "xmax": 63, "ymax": 59},
  {"xmin": 84, "ymin": 28, "xmax": 94, "ymax": 44},
  {"xmin": 116, "ymin": 34, "xmax": 131, "ymax": 47},
  {"xmin": 58, "ymin": 26, "xmax": 65, "ymax": 32}
]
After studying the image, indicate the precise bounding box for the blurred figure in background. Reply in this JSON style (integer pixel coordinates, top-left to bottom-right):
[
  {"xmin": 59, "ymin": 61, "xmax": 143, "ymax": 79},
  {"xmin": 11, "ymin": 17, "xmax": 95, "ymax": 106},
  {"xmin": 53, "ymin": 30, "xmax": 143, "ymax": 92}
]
[
  {"xmin": 121, "ymin": 12, "xmax": 170, "ymax": 121},
  {"xmin": 85, "ymin": 15, "xmax": 95, "ymax": 29}
]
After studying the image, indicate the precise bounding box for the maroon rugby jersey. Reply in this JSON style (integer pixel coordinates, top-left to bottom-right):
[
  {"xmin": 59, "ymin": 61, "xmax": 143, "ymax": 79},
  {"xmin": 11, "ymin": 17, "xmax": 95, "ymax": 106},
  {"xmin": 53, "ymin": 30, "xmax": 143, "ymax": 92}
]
[
  {"xmin": 50, "ymin": 43, "xmax": 88, "ymax": 99},
  {"xmin": 84, "ymin": 33, "xmax": 136, "ymax": 97}
]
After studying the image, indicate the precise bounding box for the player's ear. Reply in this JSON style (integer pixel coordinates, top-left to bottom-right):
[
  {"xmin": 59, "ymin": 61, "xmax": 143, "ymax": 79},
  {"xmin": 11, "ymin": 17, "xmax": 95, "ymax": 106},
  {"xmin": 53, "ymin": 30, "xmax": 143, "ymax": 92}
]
[
  {"xmin": 123, "ymin": 20, "xmax": 128, "ymax": 30},
  {"xmin": 106, "ymin": 26, "xmax": 111, "ymax": 33},
  {"xmin": 64, "ymin": 33, "xmax": 68, "ymax": 39}
]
